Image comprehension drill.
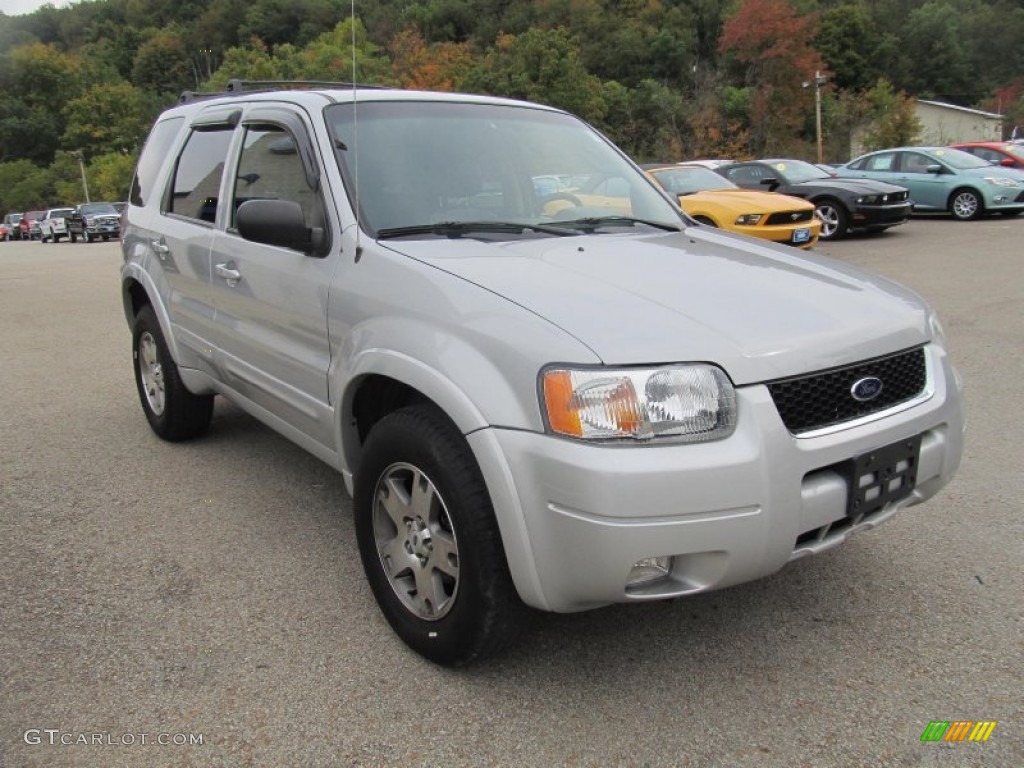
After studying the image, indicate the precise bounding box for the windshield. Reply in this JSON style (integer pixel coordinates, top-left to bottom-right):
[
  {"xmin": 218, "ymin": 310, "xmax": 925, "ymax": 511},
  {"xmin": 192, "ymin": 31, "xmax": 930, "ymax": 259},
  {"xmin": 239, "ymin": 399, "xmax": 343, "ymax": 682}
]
[
  {"xmin": 771, "ymin": 160, "xmax": 830, "ymax": 184},
  {"xmin": 326, "ymin": 100, "xmax": 683, "ymax": 237},
  {"xmin": 927, "ymin": 148, "xmax": 992, "ymax": 170},
  {"xmin": 80, "ymin": 203, "xmax": 117, "ymax": 214},
  {"xmin": 1004, "ymin": 144, "xmax": 1024, "ymax": 160},
  {"xmin": 52, "ymin": 208, "xmax": 74, "ymax": 217},
  {"xmin": 650, "ymin": 166, "xmax": 737, "ymax": 195}
]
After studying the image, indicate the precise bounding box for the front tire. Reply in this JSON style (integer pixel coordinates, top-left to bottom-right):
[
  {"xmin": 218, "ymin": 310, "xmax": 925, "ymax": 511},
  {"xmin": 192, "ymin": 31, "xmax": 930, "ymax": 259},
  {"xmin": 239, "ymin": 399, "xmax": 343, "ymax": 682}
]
[
  {"xmin": 85, "ymin": 232, "xmax": 93, "ymax": 243},
  {"xmin": 132, "ymin": 305, "xmax": 214, "ymax": 441},
  {"xmin": 354, "ymin": 405, "xmax": 528, "ymax": 666},
  {"xmin": 949, "ymin": 188, "xmax": 982, "ymax": 221},
  {"xmin": 815, "ymin": 199, "xmax": 849, "ymax": 240}
]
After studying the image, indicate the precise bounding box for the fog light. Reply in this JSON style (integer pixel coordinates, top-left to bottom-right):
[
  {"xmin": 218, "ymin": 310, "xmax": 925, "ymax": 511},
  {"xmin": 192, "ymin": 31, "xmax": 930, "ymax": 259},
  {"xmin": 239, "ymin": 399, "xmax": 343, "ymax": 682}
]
[{"xmin": 627, "ymin": 556, "xmax": 672, "ymax": 587}]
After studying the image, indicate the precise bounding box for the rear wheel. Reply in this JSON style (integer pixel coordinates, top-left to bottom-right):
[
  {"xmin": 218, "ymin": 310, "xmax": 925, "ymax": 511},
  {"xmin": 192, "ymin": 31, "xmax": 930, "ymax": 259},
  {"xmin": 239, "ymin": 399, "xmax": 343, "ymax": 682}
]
[
  {"xmin": 354, "ymin": 405, "xmax": 528, "ymax": 665},
  {"xmin": 132, "ymin": 305, "xmax": 214, "ymax": 441},
  {"xmin": 949, "ymin": 188, "xmax": 982, "ymax": 221},
  {"xmin": 815, "ymin": 199, "xmax": 849, "ymax": 240}
]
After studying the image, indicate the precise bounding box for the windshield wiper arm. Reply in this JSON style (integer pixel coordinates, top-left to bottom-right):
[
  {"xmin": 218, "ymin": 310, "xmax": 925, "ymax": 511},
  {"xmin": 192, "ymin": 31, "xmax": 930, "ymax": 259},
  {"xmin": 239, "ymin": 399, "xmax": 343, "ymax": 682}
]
[
  {"xmin": 554, "ymin": 216, "xmax": 681, "ymax": 233},
  {"xmin": 376, "ymin": 221, "xmax": 575, "ymax": 239}
]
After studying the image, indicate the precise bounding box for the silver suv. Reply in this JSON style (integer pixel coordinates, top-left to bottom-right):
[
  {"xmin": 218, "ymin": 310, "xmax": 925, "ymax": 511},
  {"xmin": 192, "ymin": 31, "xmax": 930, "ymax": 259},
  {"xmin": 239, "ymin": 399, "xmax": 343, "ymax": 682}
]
[{"xmin": 121, "ymin": 84, "xmax": 964, "ymax": 665}]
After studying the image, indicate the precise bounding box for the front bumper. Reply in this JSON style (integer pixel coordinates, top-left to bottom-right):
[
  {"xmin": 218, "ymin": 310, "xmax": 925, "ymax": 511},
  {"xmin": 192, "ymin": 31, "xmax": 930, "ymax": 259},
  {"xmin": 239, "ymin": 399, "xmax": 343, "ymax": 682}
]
[
  {"xmin": 852, "ymin": 202, "xmax": 913, "ymax": 229},
  {"xmin": 471, "ymin": 344, "xmax": 963, "ymax": 612},
  {"xmin": 738, "ymin": 220, "xmax": 822, "ymax": 249}
]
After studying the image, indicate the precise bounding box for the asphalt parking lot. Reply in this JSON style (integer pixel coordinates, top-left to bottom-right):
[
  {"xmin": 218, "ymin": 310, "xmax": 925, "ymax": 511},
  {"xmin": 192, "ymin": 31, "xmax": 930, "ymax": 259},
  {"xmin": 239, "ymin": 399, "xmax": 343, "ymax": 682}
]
[{"xmin": 1, "ymin": 218, "xmax": 1021, "ymax": 767}]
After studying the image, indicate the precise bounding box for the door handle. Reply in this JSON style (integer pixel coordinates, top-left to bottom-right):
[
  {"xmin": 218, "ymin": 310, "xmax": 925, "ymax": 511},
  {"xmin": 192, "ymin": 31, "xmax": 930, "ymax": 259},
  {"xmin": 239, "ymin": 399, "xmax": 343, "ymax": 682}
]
[
  {"xmin": 215, "ymin": 263, "xmax": 242, "ymax": 284},
  {"xmin": 151, "ymin": 240, "xmax": 169, "ymax": 260}
]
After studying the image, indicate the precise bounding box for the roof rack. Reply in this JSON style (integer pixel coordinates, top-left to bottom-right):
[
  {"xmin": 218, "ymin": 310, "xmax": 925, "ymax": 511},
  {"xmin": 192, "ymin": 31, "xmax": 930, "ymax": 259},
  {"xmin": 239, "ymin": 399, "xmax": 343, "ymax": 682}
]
[{"xmin": 178, "ymin": 79, "xmax": 392, "ymax": 104}]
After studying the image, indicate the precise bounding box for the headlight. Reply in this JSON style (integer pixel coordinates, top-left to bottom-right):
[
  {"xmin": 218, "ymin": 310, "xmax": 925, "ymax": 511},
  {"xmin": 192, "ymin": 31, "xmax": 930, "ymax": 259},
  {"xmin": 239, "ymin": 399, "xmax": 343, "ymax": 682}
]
[
  {"xmin": 734, "ymin": 214, "xmax": 762, "ymax": 225},
  {"xmin": 84, "ymin": 216, "xmax": 95, "ymax": 225},
  {"xmin": 856, "ymin": 195, "xmax": 879, "ymax": 204},
  {"xmin": 984, "ymin": 176, "xmax": 1020, "ymax": 188},
  {"xmin": 542, "ymin": 365, "xmax": 737, "ymax": 442}
]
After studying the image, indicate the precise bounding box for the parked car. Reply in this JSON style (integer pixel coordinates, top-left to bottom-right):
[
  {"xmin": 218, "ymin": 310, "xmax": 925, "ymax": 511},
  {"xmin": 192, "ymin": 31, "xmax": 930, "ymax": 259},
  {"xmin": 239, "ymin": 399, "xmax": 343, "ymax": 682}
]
[
  {"xmin": 121, "ymin": 84, "xmax": 963, "ymax": 665},
  {"xmin": 717, "ymin": 159, "xmax": 912, "ymax": 240},
  {"xmin": 19, "ymin": 210, "xmax": 46, "ymax": 240},
  {"xmin": 67, "ymin": 202, "xmax": 121, "ymax": 242},
  {"xmin": 643, "ymin": 164, "xmax": 822, "ymax": 248},
  {"xmin": 838, "ymin": 147, "xmax": 1024, "ymax": 220},
  {"xmin": 39, "ymin": 207, "xmax": 76, "ymax": 242},
  {"xmin": 949, "ymin": 141, "xmax": 1024, "ymax": 171},
  {"xmin": 3, "ymin": 213, "xmax": 23, "ymax": 240}
]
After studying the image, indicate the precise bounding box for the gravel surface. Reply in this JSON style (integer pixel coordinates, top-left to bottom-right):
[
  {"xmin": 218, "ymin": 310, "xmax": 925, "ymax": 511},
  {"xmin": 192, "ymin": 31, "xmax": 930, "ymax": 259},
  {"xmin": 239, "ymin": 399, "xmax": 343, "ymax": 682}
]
[{"xmin": 1, "ymin": 218, "xmax": 1021, "ymax": 767}]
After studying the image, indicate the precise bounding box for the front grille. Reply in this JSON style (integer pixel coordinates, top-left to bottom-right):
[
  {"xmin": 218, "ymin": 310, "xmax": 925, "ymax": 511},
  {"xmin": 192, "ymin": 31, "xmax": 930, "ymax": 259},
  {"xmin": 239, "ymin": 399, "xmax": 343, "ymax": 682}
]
[
  {"xmin": 766, "ymin": 347, "xmax": 927, "ymax": 434},
  {"xmin": 765, "ymin": 210, "xmax": 813, "ymax": 226}
]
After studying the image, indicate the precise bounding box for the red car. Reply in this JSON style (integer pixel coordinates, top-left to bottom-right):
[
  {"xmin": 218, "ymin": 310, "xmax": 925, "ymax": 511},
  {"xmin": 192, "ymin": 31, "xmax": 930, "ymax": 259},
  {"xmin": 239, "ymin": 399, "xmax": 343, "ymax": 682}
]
[
  {"xmin": 19, "ymin": 210, "xmax": 46, "ymax": 240},
  {"xmin": 950, "ymin": 141, "xmax": 1024, "ymax": 170}
]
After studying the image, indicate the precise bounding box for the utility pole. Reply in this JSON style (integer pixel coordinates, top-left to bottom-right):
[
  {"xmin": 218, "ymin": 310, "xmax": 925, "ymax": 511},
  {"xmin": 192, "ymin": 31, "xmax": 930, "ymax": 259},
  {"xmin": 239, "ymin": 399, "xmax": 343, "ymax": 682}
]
[
  {"xmin": 72, "ymin": 150, "xmax": 90, "ymax": 203},
  {"xmin": 804, "ymin": 71, "xmax": 828, "ymax": 164}
]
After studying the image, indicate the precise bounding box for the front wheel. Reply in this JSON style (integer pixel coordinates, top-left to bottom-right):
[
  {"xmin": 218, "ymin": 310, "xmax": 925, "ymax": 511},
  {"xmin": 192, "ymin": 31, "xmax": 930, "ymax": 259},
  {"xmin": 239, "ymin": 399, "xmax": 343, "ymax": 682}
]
[
  {"xmin": 815, "ymin": 200, "xmax": 849, "ymax": 240},
  {"xmin": 949, "ymin": 189, "xmax": 982, "ymax": 221},
  {"xmin": 84, "ymin": 232, "xmax": 93, "ymax": 243},
  {"xmin": 354, "ymin": 405, "xmax": 528, "ymax": 665},
  {"xmin": 70, "ymin": 232, "xmax": 78, "ymax": 243},
  {"xmin": 132, "ymin": 305, "xmax": 214, "ymax": 441}
]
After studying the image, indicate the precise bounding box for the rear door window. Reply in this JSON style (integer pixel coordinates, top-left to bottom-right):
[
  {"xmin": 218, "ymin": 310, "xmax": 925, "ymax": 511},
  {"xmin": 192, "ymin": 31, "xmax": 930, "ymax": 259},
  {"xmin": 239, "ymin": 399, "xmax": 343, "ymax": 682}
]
[{"xmin": 165, "ymin": 128, "xmax": 234, "ymax": 224}]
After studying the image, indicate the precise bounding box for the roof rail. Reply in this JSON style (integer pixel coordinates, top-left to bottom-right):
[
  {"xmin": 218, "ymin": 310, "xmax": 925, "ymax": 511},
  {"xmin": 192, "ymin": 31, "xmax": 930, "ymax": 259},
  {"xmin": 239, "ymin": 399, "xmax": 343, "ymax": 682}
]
[{"xmin": 178, "ymin": 79, "xmax": 392, "ymax": 104}]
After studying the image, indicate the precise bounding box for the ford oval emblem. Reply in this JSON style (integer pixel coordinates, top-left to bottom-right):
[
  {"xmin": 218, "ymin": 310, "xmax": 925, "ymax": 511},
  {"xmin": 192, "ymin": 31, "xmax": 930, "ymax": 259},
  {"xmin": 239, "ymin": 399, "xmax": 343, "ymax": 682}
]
[{"xmin": 851, "ymin": 376, "xmax": 883, "ymax": 402}]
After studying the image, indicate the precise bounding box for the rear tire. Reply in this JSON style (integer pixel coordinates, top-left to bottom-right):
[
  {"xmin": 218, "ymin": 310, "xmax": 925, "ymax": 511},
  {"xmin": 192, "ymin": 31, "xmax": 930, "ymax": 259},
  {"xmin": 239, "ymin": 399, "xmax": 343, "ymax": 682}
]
[
  {"xmin": 354, "ymin": 405, "xmax": 529, "ymax": 666},
  {"xmin": 132, "ymin": 305, "xmax": 214, "ymax": 441}
]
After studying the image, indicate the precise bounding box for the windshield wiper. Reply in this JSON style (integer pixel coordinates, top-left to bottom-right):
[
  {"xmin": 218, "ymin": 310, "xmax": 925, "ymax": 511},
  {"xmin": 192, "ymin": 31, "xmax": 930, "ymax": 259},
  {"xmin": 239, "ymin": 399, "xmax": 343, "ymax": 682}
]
[
  {"xmin": 553, "ymin": 216, "xmax": 681, "ymax": 233},
  {"xmin": 376, "ymin": 221, "xmax": 574, "ymax": 239}
]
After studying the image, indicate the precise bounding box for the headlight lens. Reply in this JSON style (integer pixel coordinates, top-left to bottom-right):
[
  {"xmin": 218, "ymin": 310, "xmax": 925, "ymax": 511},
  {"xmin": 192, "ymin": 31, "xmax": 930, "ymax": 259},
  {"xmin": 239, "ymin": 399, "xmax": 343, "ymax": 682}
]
[
  {"xmin": 542, "ymin": 365, "xmax": 737, "ymax": 442},
  {"xmin": 856, "ymin": 195, "xmax": 879, "ymax": 204},
  {"xmin": 984, "ymin": 176, "xmax": 1020, "ymax": 188},
  {"xmin": 734, "ymin": 214, "xmax": 762, "ymax": 225}
]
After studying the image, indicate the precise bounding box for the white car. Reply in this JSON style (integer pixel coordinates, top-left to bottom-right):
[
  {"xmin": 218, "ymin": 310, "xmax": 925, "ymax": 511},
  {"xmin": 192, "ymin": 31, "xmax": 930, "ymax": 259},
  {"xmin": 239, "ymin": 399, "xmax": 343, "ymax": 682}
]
[{"xmin": 39, "ymin": 207, "xmax": 75, "ymax": 243}]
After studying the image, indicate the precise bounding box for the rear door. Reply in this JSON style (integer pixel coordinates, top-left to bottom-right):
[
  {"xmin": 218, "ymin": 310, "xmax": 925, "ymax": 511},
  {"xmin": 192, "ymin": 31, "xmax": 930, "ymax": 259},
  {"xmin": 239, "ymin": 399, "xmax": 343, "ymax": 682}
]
[
  {"xmin": 206, "ymin": 105, "xmax": 338, "ymax": 450},
  {"xmin": 151, "ymin": 107, "xmax": 239, "ymax": 372}
]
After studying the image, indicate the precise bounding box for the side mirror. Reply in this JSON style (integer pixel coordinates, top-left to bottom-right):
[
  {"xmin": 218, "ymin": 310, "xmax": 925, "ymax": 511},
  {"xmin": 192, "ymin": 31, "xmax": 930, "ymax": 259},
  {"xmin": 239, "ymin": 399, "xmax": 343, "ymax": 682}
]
[
  {"xmin": 759, "ymin": 176, "xmax": 781, "ymax": 191},
  {"xmin": 1000, "ymin": 158, "xmax": 1015, "ymax": 167},
  {"xmin": 236, "ymin": 199, "xmax": 326, "ymax": 255},
  {"xmin": 926, "ymin": 164, "xmax": 944, "ymax": 174}
]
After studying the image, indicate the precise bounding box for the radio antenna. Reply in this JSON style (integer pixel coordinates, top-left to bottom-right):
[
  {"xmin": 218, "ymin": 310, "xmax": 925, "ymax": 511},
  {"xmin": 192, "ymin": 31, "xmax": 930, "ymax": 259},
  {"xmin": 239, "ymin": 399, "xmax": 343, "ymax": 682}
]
[{"xmin": 351, "ymin": 0, "xmax": 362, "ymax": 259}]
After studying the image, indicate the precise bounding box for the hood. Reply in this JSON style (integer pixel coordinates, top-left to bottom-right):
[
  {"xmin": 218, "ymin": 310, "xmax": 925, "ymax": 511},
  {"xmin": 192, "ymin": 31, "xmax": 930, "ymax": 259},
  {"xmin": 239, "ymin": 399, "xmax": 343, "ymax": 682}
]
[
  {"xmin": 385, "ymin": 229, "xmax": 931, "ymax": 385},
  {"xmin": 800, "ymin": 178, "xmax": 907, "ymax": 194},
  {"xmin": 684, "ymin": 189, "xmax": 812, "ymax": 216}
]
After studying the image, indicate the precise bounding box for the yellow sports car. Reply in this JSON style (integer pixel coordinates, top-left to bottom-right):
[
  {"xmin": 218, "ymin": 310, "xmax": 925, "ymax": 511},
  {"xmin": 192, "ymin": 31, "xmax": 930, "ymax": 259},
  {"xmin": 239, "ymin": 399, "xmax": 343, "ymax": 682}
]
[{"xmin": 644, "ymin": 164, "xmax": 821, "ymax": 248}]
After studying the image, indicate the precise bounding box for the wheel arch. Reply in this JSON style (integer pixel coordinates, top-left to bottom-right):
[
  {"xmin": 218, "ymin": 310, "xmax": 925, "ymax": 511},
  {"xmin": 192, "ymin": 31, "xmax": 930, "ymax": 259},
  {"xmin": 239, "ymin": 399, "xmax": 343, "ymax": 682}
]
[
  {"xmin": 339, "ymin": 359, "xmax": 549, "ymax": 611},
  {"xmin": 121, "ymin": 266, "xmax": 182, "ymax": 364}
]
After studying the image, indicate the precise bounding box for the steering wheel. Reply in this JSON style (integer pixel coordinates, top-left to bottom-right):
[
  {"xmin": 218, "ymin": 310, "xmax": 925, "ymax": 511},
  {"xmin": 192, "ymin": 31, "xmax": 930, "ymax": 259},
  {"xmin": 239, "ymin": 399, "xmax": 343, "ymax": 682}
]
[{"xmin": 536, "ymin": 192, "xmax": 583, "ymax": 217}]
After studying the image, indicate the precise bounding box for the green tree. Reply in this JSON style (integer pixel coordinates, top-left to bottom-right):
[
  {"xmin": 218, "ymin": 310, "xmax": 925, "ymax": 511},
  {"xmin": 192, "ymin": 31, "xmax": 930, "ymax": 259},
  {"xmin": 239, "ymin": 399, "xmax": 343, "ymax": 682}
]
[
  {"xmin": 463, "ymin": 28, "xmax": 607, "ymax": 124},
  {"xmin": 61, "ymin": 82, "xmax": 159, "ymax": 157},
  {"xmin": 132, "ymin": 28, "xmax": 197, "ymax": 95},
  {"xmin": 88, "ymin": 151, "xmax": 138, "ymax": 202},
  {"xmin": 861, "ymin": 78, "xmax": 922, "ymax": 151}
]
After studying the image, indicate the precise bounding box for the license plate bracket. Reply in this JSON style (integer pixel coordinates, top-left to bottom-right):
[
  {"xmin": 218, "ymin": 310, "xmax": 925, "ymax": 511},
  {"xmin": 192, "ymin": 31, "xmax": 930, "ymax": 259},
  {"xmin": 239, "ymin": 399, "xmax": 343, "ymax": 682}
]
[{"xmin": 845, "ymin": 434, "xmax": 921, "ymax": 519}]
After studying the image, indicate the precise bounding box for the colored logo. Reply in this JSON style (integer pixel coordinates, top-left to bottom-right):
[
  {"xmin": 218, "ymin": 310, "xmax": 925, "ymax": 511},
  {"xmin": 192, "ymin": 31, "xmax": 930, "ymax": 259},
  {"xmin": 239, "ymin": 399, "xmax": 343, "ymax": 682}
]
[
  {"xmin": 920, "ymin": 721, "xmax": 997, "ymax": 742},
  {"xmin": 850, "ymin": 376, "xmax": 883, "ymax": 402}
]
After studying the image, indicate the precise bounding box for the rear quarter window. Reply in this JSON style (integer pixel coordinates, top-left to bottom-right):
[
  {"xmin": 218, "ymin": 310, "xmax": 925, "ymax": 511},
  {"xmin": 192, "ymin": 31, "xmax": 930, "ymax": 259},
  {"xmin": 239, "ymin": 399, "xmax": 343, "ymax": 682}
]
[{"xmin": 130, "ymin": 117, "xmax": 185, "ymax": 207}]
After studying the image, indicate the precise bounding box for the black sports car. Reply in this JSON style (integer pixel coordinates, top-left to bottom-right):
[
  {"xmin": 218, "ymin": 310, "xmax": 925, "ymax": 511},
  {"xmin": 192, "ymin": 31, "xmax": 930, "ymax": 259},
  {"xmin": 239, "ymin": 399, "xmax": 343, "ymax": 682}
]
[{"xmin": 717, "ymin": 159, "xmax": 912, "ymax": 240}]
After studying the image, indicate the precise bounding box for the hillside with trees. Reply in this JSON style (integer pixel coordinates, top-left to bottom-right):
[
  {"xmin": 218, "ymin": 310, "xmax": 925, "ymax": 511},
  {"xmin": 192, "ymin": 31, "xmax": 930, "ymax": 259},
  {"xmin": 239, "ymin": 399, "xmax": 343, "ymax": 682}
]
[{"xmin": 2, "ymin": 0, "xmax": 1022, "ymax": 212}]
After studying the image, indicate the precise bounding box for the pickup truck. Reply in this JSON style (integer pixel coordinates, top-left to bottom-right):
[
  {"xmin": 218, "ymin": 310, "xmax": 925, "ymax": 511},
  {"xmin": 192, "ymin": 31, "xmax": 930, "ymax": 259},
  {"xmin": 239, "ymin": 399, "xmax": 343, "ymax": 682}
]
[{"xmin": 68, "ymin": 202, "xmax": 121, "ymax": 242}]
